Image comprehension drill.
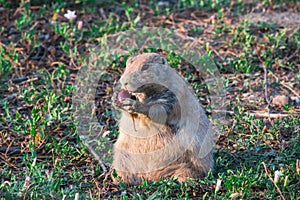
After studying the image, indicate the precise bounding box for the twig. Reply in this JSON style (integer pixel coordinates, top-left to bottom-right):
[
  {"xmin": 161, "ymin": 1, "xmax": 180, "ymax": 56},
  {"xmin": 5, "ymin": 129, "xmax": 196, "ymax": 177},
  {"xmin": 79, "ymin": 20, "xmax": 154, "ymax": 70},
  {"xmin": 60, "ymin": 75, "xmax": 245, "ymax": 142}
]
[
  {"xmin": 262, "ymin": 162, "xmax": 286, "ymax": 200},
  {"xmin": 176, "ymin": 17, "xmax": 202, "ymax": 26},
  {"xmin": 213, "ymin": 110, "xmax": 296, "ymax": 118},
  {"xmin": 285, "ymin": 49, "xmax": 299, "ymax": 62},
  {"xmin": 281, "ymin": 83, "xmax": 300, "ymax": 98},
  {"xmin": 257, "ymin": 55, "xmax": 271, "ymax": 121},
  {"xmin": 0, "ymin": 147, "xmax": 21, "ymax": 154},
  {"xmin": 0, "ymin": 157, "xmax": 20, "ymax": 170},
  {"xmin": 0, "ymin": 125, "xmax": 18, "ymax": 135},
  {"xmin": 270, "ymin": 73, "xmax": 300, "ymax": 98},
  {"xmin": 30, "ymin": 45, "xmax": 43, "ymax": 60},
  {"xmin": 263, "ymin": 64, "xmax": 271, "ymax": 110},
  {"xmin": 99, "ymin": 8, "xmax": 107, "ymax": 20},
  {"xmin": 209, "ymin": 45, "xmax": 225, "ymax": 61},
  {"xmin": 5, "ymin": 137, "xmax": 15, "ymax": 156},
  {"xmin": 0, "ymin": 93, "xmax": 18, "ymax": 105},
  {"xmin": 70, "ymin": 58, "xmax": 80, "ymax": 70},
  {"xmin": 2, "ymin": 77, "xmax": 27, "ymax": 83},
  {"xmin": 20, "ymin": 77, "xmax": 41, "ymax": 85},
  {"xmin": 2, "ymin": 75, "xmax": 41, "ymax": 84},
  {"xmin": 83, "ymin": 141, "xmax": 108, "ymax": 174}
]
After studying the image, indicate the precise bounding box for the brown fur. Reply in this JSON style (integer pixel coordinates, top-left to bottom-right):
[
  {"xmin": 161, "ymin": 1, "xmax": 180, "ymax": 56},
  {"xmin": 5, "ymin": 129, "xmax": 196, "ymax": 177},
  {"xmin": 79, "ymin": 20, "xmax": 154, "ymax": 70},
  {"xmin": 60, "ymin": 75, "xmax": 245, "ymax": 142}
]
[{"xmin": 112, "ymin": 53, "xmax": 214, "ymax": 184}]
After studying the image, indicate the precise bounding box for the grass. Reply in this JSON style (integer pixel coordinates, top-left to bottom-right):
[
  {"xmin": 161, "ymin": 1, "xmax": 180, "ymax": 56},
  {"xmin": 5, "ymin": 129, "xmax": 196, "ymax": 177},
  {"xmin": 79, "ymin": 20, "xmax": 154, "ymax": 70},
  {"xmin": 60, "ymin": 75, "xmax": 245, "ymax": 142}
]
[{"xmin": 0, "ymin": 0, "xmax": 299, "ymax": 199}]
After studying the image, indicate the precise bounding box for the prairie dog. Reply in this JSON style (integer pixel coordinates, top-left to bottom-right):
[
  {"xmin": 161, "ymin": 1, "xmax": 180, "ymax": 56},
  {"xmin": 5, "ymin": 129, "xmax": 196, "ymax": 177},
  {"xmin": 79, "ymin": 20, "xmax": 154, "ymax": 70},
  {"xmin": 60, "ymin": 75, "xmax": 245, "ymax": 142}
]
[{"xmin": 112, "ymin": 53, "xmax": 214, "ymax": 184}]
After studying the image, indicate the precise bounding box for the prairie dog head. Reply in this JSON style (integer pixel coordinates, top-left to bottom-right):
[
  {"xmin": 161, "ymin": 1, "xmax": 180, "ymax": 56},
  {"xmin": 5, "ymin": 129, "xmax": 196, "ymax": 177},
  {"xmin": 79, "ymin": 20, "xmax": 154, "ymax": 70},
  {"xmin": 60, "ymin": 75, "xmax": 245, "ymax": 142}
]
[
  {"xmin": 119, "ymin": 53, "xmax": 170, "ymax": 92},
  {"xmin": 113, "ymin": 53, "xmax": 183, "ymax": 128}
]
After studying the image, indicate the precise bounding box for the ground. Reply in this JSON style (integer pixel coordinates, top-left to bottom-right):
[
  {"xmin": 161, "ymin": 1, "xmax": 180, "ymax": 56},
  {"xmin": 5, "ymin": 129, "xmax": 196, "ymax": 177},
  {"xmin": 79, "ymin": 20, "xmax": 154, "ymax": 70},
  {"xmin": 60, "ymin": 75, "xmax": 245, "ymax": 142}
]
[{"xmin": 0, "ymin": 0, "xmax": 299, "ymax": 199}]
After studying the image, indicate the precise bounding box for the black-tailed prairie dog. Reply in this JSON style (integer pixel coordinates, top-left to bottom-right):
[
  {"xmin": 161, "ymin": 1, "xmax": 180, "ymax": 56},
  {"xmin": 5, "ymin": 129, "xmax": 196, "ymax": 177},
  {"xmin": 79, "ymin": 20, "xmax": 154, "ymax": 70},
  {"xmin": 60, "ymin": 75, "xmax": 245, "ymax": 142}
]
[{"xmin": 112, "ymin": 53, "xmax": 215, "ymax": 184}]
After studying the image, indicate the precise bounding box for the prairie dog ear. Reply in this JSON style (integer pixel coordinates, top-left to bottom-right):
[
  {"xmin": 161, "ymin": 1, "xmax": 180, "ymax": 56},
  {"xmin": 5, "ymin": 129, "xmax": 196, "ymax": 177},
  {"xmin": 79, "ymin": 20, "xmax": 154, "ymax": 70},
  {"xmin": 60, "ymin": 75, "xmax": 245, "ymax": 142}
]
[
  {"xmin": 149, "ymin": 53, "xmax": 164, "ymax": 64},
  {"xmin": 126, "ymin": 56, "xmax": 135, "ymax": 66},
  {"xmin": 161, "ymin": 57, "xmax": 166, "ymax": 65}
]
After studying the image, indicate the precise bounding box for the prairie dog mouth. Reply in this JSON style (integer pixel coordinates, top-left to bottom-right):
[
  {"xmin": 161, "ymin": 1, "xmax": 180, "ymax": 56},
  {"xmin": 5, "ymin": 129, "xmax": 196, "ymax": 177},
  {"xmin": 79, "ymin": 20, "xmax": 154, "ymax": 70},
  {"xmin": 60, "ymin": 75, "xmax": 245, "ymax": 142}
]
[
  {"xmin": 116, "ymin": 89, "xmax": 137, "ymax": 108},
  {"xmin": 117, "ymin": 89, "xmax": 132, "ymax": 101}
]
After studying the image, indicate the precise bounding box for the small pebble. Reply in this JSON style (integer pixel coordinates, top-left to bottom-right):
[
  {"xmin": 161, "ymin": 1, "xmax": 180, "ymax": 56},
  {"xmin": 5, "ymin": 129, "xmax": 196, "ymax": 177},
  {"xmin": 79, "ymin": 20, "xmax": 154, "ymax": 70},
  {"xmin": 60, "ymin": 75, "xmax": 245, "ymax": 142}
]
[
  {"xmin": 272, "ymin": 95, "xmax": 289, "ymax": 106},
  {"xmin": 157, "ymin": 1, "xmax": 169, "ymax": 7}
]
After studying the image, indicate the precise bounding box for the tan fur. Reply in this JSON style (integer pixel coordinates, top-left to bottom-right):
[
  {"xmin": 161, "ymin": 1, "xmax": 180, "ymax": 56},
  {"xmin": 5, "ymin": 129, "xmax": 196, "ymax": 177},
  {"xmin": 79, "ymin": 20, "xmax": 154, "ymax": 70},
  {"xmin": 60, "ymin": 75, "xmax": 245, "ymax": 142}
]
[{"xmin": 112, "ymin": 53, "xmax": 214, "ymax": 184}]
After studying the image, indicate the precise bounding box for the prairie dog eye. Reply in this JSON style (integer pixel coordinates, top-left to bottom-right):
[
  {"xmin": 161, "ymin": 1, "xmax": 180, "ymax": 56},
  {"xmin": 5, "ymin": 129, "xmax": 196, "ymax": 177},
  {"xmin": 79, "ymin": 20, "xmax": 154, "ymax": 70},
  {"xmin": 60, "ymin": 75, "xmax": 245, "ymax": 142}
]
[{"xmin": 141, "ymin": 64, "xmax": 150, "ymax": 71}]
